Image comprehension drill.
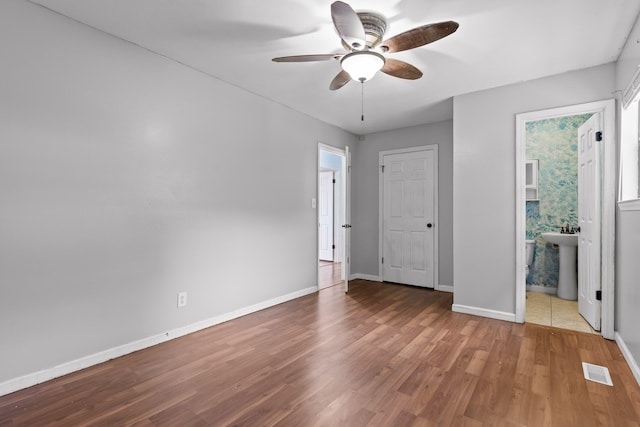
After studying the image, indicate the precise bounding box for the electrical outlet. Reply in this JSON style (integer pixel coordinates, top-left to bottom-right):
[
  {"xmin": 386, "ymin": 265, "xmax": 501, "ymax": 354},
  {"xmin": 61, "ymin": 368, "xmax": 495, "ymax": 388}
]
[{"xmin": 177, "ymin": 292, "xmax": 187, "ymax": 308}]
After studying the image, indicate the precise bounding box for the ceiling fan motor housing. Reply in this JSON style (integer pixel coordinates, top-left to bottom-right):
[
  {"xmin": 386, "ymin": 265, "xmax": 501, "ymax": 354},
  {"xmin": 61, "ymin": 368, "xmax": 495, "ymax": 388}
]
[
  {"xmin": 359, "ymin": 12, "xmax": 387, "ymax": 48},
  {"xmin": 341, "ymin": 11, "xmax": 387, "ymax": 50}
]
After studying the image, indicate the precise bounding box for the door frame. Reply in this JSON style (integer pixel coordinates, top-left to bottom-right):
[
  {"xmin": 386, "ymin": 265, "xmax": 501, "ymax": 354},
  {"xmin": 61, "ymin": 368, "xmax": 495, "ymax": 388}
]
[
  {"xmin": 378, "ymin": 145, "xmax": 439, "ymax": 289},
  {"xmin": 515, "ymin": 99, "xmax": 616, "ymax": 339},
  {"xmin": 317, "ymin": 143, "xmax": 349, "ymax": 291}
]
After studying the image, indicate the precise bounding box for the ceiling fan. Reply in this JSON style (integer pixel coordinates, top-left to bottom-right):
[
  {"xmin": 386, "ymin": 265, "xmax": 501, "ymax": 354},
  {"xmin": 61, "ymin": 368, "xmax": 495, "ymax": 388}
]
[{"xmin": 272, "ymin": 1, "xmax": 459, "ymax": 90}]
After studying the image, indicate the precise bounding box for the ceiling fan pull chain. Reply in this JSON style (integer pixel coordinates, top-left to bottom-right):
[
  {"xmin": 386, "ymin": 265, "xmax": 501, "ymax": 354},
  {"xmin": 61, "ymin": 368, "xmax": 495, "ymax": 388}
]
[{"xmin": 361, "ymin": 81, "xmax": 365, "ymax": 122}]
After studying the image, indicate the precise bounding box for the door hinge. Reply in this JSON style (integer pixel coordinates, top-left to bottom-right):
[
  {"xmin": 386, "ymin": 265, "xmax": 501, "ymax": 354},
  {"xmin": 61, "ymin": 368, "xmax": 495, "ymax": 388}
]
[
  {"xmin": 596, "ymin": 290, "xmax": 602, "ymax": 301},
  {"xmin": 596, "ymin": 131, "xmax": 603, "ymax": 141},
  {"xmin": 381, "ymin": 165, "xmax": 385, "ymax": 173},
  {"xmin": 333, "ymin": 179, "xmax": 336, "ymax": 184},
  {"xmin": 332, "ymin": 244, "xmax": 335, "ymax": 250},
  {"xmin": 381, "ymin": 257, "xmax": 384, "ymax": 264}
]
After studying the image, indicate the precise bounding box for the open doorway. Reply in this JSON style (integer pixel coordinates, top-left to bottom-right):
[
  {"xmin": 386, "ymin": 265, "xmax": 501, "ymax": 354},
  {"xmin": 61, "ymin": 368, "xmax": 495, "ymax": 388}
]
[
  {"xmin": 522, "ymin": 113, "xmax": 597, "ymax": 334},
  {"xmin": 515, "ymin": 99, "xmax": 616, "ymax": 339},
  {"xmin": 318, "ymin": 144, "xmax": 347, "ymax": 290}
]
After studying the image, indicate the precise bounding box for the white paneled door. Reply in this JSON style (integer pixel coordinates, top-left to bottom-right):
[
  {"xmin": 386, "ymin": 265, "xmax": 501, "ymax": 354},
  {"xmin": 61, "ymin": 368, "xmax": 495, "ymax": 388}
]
[
  {"xmin": 578, "ymin": 113, "xmax": 601, "ymax": 331},
  {"xmin": 381, "ymin": 148, "xmax": 436, "ymax": 288},
  {"xmin": 319, "ymin": 171, "xmax": 334, "ymax": 261}
]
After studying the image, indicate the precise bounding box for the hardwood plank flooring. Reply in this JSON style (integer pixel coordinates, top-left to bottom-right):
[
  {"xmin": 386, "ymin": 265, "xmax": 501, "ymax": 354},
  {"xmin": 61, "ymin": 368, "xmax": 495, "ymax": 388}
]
[
  {"xmin": 318, "ymin": 261, "xmax": 342, "ymax": 290},
  {"xmin": 1, "ymin": 279, "xmax": 639, "ymax": 426}
]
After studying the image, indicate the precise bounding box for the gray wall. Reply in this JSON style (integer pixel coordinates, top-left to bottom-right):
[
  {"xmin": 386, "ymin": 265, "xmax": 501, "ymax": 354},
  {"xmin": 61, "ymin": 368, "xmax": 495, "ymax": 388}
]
[
  {"xmin": 351, "ymin": 120, "xmax": 454, "ymax": 286},
  {"xmin": 0, "ymin": 0, "xmax": 356, "ymax": 384},
  {"xmin": 615, "ymin": 209, "xmax": 640, "ymax": 376},
  {"xmin": 452, "ymin": 63, "xmax": 616, "ymax": 316},
  {"xmin": 616, "ymin": 11, "xmax": 640, "ymax": 93},
  {"xmin": 615, "ymin": 12, "xmax": 640, "ymax": 382}
]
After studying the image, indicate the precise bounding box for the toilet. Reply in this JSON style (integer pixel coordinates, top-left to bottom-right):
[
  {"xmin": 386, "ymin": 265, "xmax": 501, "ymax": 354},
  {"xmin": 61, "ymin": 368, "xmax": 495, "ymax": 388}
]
[{"xmin": 525, "ymin": 239, "xmax": 535, "ymax": 276}]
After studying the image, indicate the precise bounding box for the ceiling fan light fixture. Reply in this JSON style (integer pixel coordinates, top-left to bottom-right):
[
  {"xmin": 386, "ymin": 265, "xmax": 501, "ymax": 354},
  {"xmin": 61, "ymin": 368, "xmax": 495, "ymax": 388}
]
[{"xmin": 340, "ymin": 51, "xmax": 385, "ymax": 82}]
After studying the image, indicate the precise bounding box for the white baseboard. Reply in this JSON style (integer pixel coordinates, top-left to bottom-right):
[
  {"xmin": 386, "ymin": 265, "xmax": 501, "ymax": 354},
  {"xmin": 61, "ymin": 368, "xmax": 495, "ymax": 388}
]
[
  {"xmin": 350, "ymin": 273, "xmax": 382, "ymax": 282},
  {"xmin": 0, "ymin": 286, "xmax": 317, "ymax": 397},
  {"xmin": 526, "ymin": 285, "xmax": 557, "ymax": 295},
  {"xmin": 437, "ymin": 284, "xmax": 454, "ymax": 293},
  {"xmin": 452, "ymin": 304, "xmax": 516, "ymax": 322},
  {"xmin": 615, "ymin": 332, "xmax": 640, "ymax": 387}
]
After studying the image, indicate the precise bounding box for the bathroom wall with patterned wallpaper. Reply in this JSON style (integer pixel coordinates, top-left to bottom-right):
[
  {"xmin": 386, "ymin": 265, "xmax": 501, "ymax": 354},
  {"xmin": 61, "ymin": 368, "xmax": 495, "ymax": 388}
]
[{"xmin": 525, "ymin": 113, "xmax": 593, "ymax": 288}]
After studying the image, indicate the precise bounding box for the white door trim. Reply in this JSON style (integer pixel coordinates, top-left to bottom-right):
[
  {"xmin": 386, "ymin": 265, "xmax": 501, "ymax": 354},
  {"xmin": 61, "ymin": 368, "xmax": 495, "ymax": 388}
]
[
  {"xmin": 378, "ymin": 145, "xmax": 439, "ymax": 290},
  {"xmin": 515, "ymin": 99, "xmax": 616, "ymax": 339}
]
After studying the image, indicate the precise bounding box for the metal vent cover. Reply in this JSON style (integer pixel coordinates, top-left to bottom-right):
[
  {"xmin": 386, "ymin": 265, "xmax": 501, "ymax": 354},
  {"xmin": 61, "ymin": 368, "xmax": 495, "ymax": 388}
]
[{"xmin": 582, "ymin": 362, "xmax": 613, "ymax": 386}]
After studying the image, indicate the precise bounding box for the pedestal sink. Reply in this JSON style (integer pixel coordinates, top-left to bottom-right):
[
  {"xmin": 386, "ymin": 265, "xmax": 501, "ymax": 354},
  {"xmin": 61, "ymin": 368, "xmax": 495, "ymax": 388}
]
[{"xmin": 541, "ymin": 232, "xmax": 578, "ymax": 300}]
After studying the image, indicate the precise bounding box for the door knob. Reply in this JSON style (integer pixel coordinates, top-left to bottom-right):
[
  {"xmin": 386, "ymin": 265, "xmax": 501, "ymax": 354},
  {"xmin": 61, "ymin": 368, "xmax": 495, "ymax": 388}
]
[
  {"xmin": 342, "ymin": 224, "xmax": 352, "ymax": 228},
  {"xmin": 426, "ymin": 223, "xmax": 433, "ymax": 228}
]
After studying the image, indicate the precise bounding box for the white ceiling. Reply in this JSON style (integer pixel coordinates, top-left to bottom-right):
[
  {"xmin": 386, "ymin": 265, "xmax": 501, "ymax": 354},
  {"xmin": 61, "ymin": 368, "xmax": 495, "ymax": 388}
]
[{"xmin": 29, "ymin": 0, "xmax": 640, "ymax": 134}]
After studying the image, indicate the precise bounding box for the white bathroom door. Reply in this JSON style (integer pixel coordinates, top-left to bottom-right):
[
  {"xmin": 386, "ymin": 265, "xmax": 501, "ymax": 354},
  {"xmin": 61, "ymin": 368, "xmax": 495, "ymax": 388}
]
[
  {"xmin": 577, "ymin": 113, "xmax": 601, "ymax": 331},
  {"xmin": 381, "ymin": 149, "xmax": 435, "ymax": 288},
  {"xmin": 318, "ymin": 171, "xmax": 334, "ymax": 261}
]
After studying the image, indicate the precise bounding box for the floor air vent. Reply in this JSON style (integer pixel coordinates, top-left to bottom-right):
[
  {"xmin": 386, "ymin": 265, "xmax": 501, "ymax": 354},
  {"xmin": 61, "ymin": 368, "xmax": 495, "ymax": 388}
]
[{"xmin": 582, "ymin": 362, "xmax": 613, "ymax": 386}]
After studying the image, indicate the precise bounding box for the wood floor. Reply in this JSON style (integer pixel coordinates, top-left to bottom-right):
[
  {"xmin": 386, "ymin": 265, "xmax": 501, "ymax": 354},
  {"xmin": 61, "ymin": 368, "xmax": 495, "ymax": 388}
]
[
  {"xmin": 2, "ymin": 280, "xmax": 639, "ymax": 426},
  {"xmin": 318, "ymin": 261, "xmax": 342, "ymax": 290}
]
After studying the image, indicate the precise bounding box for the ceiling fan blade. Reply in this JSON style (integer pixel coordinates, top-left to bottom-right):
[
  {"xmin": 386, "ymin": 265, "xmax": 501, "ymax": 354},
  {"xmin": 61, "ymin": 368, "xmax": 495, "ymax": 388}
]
[
  {"xmin": 272, "ymin": 54, "xmax": 341, "ymax": 62},
  {"xmin": 381, "ymin": 58, "xmax": 423, "ymax": 80},
  {"xmin": 329, "ymin": 70, "xmax": 352, "ymax": 90},
  {"xmin": 381, "ymin": 21, "xmax": 459, "ymax": 53},
  {"xmin": 331, "ymin": 1, "xmax": 366, "ymax": 50}
]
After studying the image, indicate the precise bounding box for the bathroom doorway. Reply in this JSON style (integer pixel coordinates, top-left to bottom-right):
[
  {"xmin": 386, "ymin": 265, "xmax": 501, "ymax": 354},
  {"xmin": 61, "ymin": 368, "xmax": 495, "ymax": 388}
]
[{"xmin": 515, "ymin": 100, "xmax": 616, "ymax": 339}]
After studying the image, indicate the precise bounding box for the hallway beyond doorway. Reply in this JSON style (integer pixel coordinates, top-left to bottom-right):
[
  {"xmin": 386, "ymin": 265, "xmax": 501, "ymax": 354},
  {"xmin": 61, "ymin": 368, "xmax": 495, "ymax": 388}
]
[{"xmin": 319, "ymin": 261, "xmax": 342, "ymax": 290}]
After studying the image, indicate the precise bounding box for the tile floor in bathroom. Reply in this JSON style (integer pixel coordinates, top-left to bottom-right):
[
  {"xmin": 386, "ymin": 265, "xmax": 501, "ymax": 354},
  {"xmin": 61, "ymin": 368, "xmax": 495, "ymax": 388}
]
[{"xmin": 525, "ymin": 291, "xmax": 598, "ymax": 334}]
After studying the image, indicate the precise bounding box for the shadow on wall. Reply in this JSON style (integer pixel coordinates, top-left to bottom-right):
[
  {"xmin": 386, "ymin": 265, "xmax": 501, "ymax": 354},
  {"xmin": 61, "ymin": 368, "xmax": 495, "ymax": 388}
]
[{"xmin": 525, "ymin": 113, "xmax": 592, "ymax": 288}]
